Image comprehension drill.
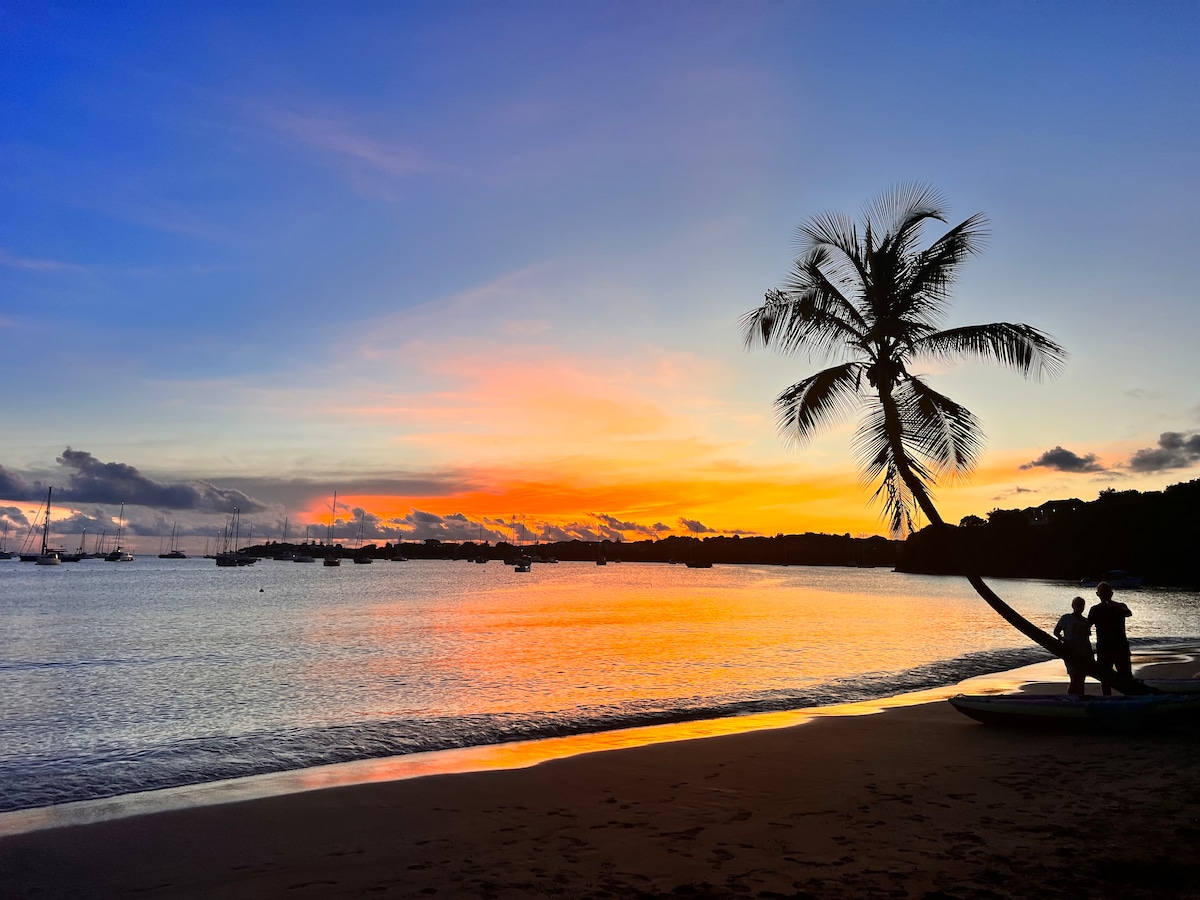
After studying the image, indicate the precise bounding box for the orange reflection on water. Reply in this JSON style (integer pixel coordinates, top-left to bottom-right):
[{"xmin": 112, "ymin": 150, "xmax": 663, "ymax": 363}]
[{"xmin": 0, "ymin": 658, "xmax": 1060, "ymax": 839}]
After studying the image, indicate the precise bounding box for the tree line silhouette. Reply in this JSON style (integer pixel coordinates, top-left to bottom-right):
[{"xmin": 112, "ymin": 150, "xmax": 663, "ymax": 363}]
[{"xmin": 897, "ymin": 478, "xmax": 1200, "ymax": 588}]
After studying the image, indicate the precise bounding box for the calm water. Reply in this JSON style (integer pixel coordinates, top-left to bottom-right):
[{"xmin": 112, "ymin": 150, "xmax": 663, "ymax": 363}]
[{"xmin": 1, "ymin": 557, "xmax": 1196, "ymax": 813}]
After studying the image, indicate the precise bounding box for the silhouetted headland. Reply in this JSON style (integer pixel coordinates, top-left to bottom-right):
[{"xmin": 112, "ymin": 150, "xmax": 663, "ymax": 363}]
[{"xmin": 898, "ymin": 478, "xmax": 1200, "ymax": 588}]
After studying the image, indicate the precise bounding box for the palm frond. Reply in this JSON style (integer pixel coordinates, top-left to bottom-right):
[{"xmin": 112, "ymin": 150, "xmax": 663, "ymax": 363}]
[
  {"xmin": 851, "ymin": 404, "xmax": 936, "ymax": 535},
  {"xmin": 773, "ymin": 362, "xmax": 864, "ymax": 445},
  {"xmin": 900, "ymin": 377, "xmax": 985, "ymax": 479},
  {"xmin": 741, "ymin": 261, "xmax": 866, "ymax": 360},
  {"xmin": 898, "ymin": 213, "xmax": 989, "ymax": 323},
  {"xmin": 796, "ymin": 210, "xmax": 870, "ymax": 290},
  {"xmin": 863, "ymin": 183, "xmax": 946, "ymax": 237},
  {"xmin": 912, "ymin": 323, "xmax": 1068, "ymax": 380}
]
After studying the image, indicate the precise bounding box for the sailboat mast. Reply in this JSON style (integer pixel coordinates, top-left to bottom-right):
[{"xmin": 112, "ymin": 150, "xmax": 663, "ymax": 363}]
[
  {"xmin": 330, "ymin": 491, "xmax": 337, "ymax": 545},
  {"xmin": 42, "ymin": 487, "xmax": 53, "ymax": 554}
]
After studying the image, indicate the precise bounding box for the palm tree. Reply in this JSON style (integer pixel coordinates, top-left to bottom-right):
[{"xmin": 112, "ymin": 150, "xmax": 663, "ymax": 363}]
[{"xmin": 742, "ymin": 183, "xmax": 1145, "ymax": 694}]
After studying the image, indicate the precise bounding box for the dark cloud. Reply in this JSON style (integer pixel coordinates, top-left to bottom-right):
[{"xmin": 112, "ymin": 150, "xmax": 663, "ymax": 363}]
[
  {"xmin": 1020, "ymin": 446, "xmax": 1105, "ymax": 473},
  {"xmin": 538, "ymin": 522, "xmax": 601, "ymax": 542},
  {"xmin": 42, "ymin": 448, "xmax": 270, "ymax": 513},
  {"xmin": 388, "ymin": 508, "xmax": 495, "ymax": 542},
  {"xmin": 592, "ymin": 513, "xmax": 662, "ymax": 537},
  {"xmin": 0, "ymin": 504, "xmax": 30, "ymax": 530},
  {"xmin": 1127, "ymin": 432, "xmax": 1200, "ymax": 473},
  {"xmin": 679, "ymin": 517, "xmax": 716, "ymax": 534},
  {"xmin": 0, "ymin": 466, "xmax": 38, "ymax": 501}
]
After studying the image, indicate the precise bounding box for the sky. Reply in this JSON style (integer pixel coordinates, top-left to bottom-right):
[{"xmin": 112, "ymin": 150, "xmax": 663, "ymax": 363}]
[{"xmin": 3, "ymin": 1, "xmax": 1199, "ymax": 552}]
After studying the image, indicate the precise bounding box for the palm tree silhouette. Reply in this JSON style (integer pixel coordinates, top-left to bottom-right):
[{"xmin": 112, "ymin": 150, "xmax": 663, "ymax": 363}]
[{"xmin": 743, "ymin": 184, "xmax": 1144, "ymax": 693}]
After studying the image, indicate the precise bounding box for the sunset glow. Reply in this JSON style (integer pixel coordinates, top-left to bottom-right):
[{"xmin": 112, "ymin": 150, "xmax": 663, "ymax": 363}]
[{"xmin": 3, "ymin": 3, "xmax": 1199, "ymax": 551}]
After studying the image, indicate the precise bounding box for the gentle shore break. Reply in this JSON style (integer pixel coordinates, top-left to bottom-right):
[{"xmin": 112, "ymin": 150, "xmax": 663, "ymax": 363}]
[{"xmin": 2, "ymin": 653, "xmax": 1199, "ymax": 898}]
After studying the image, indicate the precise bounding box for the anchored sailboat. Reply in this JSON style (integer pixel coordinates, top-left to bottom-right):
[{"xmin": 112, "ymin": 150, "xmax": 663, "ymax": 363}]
[
  {"xmin": 158, "ymin": 523, "xmax": 187, "ymax": 559},
  {"xmin": 35, "ymin": 487, "xmax": 62, "ymax": 565},
  {"xmin": 323, "ymin": 492, "xmax": 341, "ymax": 566},
  {"xmin": 105, "ymin": 503, "xmax": 134, "ymax": 561}
]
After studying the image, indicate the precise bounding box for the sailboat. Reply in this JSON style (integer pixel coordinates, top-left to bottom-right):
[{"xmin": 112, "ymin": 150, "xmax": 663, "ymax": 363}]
[
  {"xmin": 215, "ymin": 508, "xmax": 256, "ymax": 566},
  {"xmin": 105, "ymin": 503, "xmax": 134, "ymax": 561},
  {"xmin": 272, "ymin": 517, "xmax": 294, "ymax": 560},
  {"xmin": 323, "ymin": 492, "xmax": 341, "ymax": 566},
  {"xmin": 0, "ymin": 521, "xmax": 13, "ymax": 560},
  {"xmin": 158, "ymin": 523, "xmax": 187, "ymax": 559},
  {"xmin": 58, "ymin": 528, "xmax": 87, "ymax": 562},
  {"xmin": 353, "ymin": 508, "xmax": 373, "ymax": 563},
  {"xmin": 294, "ymin": 525, "xmax": 315, "ymax": 562},
  {"xmin": 35, "ymin": 487, "xmax": 63, "ymax": 565}
]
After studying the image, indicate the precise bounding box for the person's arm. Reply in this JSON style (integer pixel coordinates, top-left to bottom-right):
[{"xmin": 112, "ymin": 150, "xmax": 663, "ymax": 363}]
[{"xmin": 1119, "ymin": 603, "xmax": 1132, "ymax": 618}]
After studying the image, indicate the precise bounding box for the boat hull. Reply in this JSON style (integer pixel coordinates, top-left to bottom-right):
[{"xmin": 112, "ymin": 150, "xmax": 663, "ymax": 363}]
[{"xmin": 949, "ymin": 693, "xmax": 1200, "ymax": 731}]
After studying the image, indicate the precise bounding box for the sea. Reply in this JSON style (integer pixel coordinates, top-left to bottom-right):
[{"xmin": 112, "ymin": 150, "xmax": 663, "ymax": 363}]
[{"xmin": 2, "ymin": 557, "xmax": 1197, "ymax": 819}]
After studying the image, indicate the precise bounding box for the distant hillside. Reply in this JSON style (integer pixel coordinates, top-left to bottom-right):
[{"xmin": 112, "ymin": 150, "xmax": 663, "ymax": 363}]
[{"xmin": 897, "ymin": 478, "xmax": 1200, "ymax": 588}]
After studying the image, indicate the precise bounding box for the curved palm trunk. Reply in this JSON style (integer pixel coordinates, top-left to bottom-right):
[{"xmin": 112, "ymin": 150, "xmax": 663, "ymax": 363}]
[{"xmin": 878, "ymin": 391, "xmax": 1151, "ymax": 695}]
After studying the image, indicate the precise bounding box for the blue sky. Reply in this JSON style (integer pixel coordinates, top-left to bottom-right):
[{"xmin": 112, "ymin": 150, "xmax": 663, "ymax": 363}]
[{"xmin": 3, "ymin": 1, "xmax": 1199, "ymax": 549}]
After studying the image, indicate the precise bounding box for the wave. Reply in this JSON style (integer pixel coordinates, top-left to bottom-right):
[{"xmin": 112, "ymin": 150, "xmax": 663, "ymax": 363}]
[{"xmin": 0, "ymin": 643, "xmax": 1080, "ymax": 814}]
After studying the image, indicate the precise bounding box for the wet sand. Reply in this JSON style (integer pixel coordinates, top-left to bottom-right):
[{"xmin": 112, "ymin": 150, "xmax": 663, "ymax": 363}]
[{"xmin": 3, "ymin": 660, "xmax": 1200, "ymax": 899}]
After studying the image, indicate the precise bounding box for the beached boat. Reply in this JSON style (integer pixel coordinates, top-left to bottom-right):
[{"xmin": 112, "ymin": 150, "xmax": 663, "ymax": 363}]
[
  {"xmin": 1141, "ymin": 678, "xmax": 1200, "ymax": 694},
  {"xmin": 948, "ymin": 692, "xmax": 1200, "ymax": 730}
]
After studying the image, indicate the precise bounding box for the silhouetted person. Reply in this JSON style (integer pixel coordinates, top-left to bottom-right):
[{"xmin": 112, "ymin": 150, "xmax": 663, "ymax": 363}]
[
  {"xmin": 1088, "ymin": 581, "xmax": 1132, "ymax": 695},
  {"xmin": 1053, "ymin": 596, "xmax": 1093, "ymax": 698}
]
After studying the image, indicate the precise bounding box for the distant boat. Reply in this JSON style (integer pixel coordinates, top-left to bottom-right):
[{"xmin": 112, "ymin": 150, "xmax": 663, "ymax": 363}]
[
  {"xmin": 34, "ymin": 487, "xmax": 63, "ymax": 566},
  {"xmin": 214, "ymin": 508, "xmax": 256, "ymax": 567},
  {"xmin": 1079, "ymin": 570, "xmax": 1142, "ymax": 589},
  {"xmin": 323, "ymin": 492, "xmax": 341, "ymax": 566},
  {"xmin": 158, "ymin": 523, "xmax": 187, "ymax": 559},
  {"xmin": 685, "ymin": 560, "xmax": 713, "ymax": 568},
  {"xmin": 59, "ymin": 528, "xmax": 89, "ymax": 562},
  {"xmin": 0, "ymin": 522, "xmax": 13, "ymax": 560},
  {"xmin": 105, "ymin": 502, "xmax": 134, "ymax": 561},
  {"xmin": 353, "ymin": 509, "xmax": 373, "ymax": 563}
]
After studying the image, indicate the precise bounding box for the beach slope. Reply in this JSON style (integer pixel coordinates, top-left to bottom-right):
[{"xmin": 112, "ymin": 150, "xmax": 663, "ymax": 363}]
[{"xmin": 3, "ymin": 694, "xmax": 1200, "ymax": 899}]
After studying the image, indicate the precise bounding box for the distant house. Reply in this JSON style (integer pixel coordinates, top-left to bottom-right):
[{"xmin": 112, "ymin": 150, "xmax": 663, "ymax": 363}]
[{"xmin": 1026, "ymin": 498, "xmax": 1083, "ymax": 526}]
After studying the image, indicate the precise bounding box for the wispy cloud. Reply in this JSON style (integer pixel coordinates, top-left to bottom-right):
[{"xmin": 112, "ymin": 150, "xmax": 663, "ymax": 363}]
[
  {"xmin": 0, "ymin": 248, "xmax": 87, "ymax": 273},
  {"xmin": 258, "ymin": 106, "xmax": 448, "ymax": 179}
]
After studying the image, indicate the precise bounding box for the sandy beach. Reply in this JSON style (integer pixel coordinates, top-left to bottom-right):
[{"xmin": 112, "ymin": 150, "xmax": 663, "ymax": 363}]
[{"xmin": 4, "ymin": 660, "xmax": 1199, "ymax": 900}]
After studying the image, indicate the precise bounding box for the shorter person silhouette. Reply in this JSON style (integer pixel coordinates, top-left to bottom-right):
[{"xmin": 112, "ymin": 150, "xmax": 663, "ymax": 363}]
[
  {"xmin": 1089, "ymin": 581, "xmax": 1133, "ymax": 695},
  {"xmin": 1053, "ymin": 596, "xmax": 1093, "ymax": 698}
]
